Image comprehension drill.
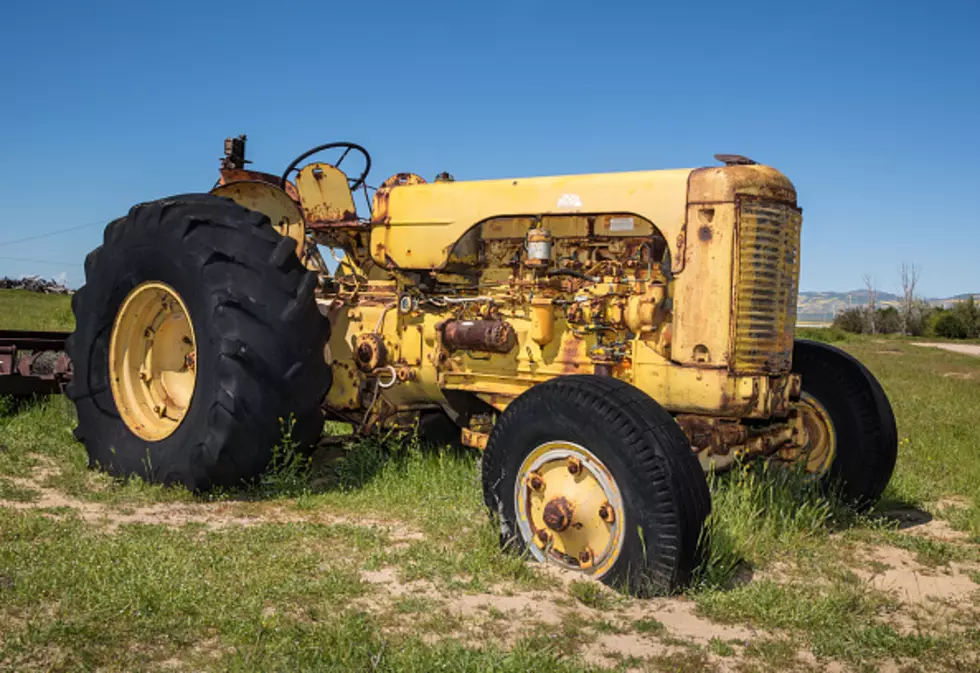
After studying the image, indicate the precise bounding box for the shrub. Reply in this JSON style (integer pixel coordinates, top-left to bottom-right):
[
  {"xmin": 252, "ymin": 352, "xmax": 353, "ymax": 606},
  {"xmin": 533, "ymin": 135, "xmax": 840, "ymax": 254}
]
[
  {"xmin": 952, "ymin": 297, "xmax": 980, "ymax": 338},
  {"xmin": 832, "ymin": 308, "xmax": 868, "ymax": 334},
  {"xmin": 875, "ymin": 306, "xmax": 902, "ymax": 334},
  {"xmin": 933, "ymin": 312, "xmax": 970, "ymax": 339}
]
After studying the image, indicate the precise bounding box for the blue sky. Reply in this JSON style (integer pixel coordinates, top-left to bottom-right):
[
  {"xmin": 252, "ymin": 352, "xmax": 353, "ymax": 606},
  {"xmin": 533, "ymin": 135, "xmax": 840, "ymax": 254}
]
[{"xmin": 1, "ymin": 0, "xmax": 977, "ymax": 297}]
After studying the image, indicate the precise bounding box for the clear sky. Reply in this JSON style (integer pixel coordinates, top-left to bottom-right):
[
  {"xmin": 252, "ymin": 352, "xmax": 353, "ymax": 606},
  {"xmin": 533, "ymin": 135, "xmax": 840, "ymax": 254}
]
[{"xmin": 1, "ymin": 0, "xmax": 977, "ymax": 297}]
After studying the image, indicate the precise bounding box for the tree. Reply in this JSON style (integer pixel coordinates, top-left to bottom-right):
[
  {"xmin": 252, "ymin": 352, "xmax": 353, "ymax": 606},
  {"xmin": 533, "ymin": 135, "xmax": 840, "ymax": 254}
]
[
  {"xmin": 899, "ymin": 262, "xmax": 920, "ymax": 336},
  {"xmin": 952, "ymin": 296, "xmax": 980, "ymax": 339},
  {"xmin": 862, "ymin": 275, "xmax": 878, "ymax": 334}
]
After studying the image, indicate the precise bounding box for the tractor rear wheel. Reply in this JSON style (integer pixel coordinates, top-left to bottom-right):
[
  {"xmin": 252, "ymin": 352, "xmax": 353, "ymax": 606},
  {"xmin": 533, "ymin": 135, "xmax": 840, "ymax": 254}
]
[
  {"xmin": 67, "ymin": 194, "xmax": 331, "ymax": 491},
  {"xmin": 482, "ymin": 375, "xmax": 710, "ymax": 596},
  {"xmin": 790, "ymin": 339, "xmax": 897, "ymax": 508}
]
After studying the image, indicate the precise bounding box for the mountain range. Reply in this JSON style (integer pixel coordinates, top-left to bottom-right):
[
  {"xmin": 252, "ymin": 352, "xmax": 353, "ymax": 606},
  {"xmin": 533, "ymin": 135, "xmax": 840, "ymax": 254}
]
[{"xmin": 797, "ymin": 290, "xmax": 979, "ymax": 323}]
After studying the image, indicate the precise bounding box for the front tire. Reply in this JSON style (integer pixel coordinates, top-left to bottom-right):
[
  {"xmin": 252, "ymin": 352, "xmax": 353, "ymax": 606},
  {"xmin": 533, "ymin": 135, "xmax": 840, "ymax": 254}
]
[
  {"xmin": 67, "ymin": 194, "xmax": 331, "ymax": 491},
  {"xmin": 792, "ymin": 339, "xmax": 897, "ymax": 507},
  {"xmin": 482, "ymin": 375, "xmax": 710, "ymax": 596}
]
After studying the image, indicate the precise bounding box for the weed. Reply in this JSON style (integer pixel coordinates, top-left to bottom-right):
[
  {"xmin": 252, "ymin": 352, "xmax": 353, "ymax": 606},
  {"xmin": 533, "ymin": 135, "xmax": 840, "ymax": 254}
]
[
  {"xmin": 593, "ymin": 619, "xmax": 628, "ymax": 634},
  {"xmin": 632, "ymin": 617, "xmax": 665, "ymax": 634},
  {"xmin": 693, "ymin": 459, "xmax": 863, "ymax": 589},
  {"xmin": 258, "ymin": 415, "xmax": 313, "ymax": 497},
  {"xmin": 744, "ymin": 637, "xmax": 797, "ymax": 665},
  {"xmin": 707, "ymin": 636, "xmax": 735, "ymax": 656},
  {"xmin": 569, "ymin": 579, "xmax": 615, "ymax": 609}
]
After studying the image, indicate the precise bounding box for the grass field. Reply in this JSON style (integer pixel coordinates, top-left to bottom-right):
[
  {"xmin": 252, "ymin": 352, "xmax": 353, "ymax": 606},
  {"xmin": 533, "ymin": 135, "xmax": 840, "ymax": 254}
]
[{"xmin": 1, "ymin": 290, "xmax": 978, "ymax": 672}]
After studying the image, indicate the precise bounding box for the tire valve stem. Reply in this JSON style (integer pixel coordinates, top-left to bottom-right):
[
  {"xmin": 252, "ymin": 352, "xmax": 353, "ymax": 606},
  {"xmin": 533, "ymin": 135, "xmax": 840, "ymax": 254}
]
[
  {"xmin": 598, "ymin": 502, "xmax": 615, "ymax": 523},
  {"xmin": 153, "ymin": 404, "xmax": 166, "ymax": 418},
  {"xmin": 567, "ymin": 458, "xmax": 582, "ymax": 475}
]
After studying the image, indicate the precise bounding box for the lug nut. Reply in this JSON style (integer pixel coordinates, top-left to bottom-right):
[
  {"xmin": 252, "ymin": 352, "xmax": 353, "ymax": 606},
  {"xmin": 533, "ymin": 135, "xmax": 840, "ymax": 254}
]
[
  {"xmin": 528, "ymin": 473, "xmax": 544, "ymax": 491},
  {"xmin": 536, "ymin": 529, "xmax": 552, "ymax": 545},
  {"xmin": 598, "ymin": 502, "xmax": 615, "ymax": 523},
  {"xmin": 578, "ymin": 548, "xmax": 594, "ymax": 567},
  {"xmin": 567, "ymin": 458, "xmax": 582, "ymax": 475}
]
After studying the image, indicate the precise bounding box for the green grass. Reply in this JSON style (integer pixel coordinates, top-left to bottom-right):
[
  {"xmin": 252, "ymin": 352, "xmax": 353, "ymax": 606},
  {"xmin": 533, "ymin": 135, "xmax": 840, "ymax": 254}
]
[
  {"xmin": 0, "ymin": 477, "xmax": 39, "ymax": 502},
  {"xmin": 2, "ymin": 294, "xmax": 979, "ymax": 671},
  {"xmin": 0, "ymin": 290, "xmax": 73, "ymax": 331},
  {"xmin": 845, "ymin": 338, "xmax": 980, "ymax": 537}
]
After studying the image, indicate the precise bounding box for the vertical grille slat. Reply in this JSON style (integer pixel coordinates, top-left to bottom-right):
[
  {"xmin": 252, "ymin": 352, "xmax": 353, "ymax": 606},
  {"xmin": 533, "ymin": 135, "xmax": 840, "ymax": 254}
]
[{"xmin": 733, "ymin": 198, "xmax": 801, "ymax": 374}]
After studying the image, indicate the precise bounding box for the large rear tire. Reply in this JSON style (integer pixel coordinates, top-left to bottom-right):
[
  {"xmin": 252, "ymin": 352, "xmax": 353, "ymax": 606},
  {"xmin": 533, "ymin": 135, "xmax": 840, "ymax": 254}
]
[
  {"xmin": 67, "ymin": 194, "xmax": 331, "ymax": 491},
  {"xmin": 792, "ymin": 339, "xmax": 897, "ymax": 508},
  {"xmin": 482, "ymin": 375, "xmax": 710, "ymax": 596}
]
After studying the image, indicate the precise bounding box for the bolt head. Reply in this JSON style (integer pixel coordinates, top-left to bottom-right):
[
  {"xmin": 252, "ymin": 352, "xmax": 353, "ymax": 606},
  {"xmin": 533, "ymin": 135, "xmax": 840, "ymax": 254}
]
[
  {"xmin": 528, "ymin": 473, "xmax": 544, "ymax": 491},
  {"xmin": 578, "ymin": 549, "xmax": 593, "ymax": 564},
  {"xmin": 598, "ymin": 503, "xmax": 615, "ymax": 523}
]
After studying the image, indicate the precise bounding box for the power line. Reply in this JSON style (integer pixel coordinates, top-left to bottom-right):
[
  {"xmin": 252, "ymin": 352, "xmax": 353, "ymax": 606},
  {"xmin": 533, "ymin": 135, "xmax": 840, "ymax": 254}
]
[
  {"xmin": 0, "ymin": 256, "xmax": 83, "ymax": 266},
  {"xmin": 0, "ymin": 219, "xmax": 105, "ymax": 247}
]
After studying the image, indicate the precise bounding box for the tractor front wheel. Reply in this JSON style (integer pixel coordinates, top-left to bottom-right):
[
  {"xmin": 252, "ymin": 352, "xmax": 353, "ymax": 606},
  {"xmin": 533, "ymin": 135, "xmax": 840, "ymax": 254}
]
[
  {"xmin": 67, "ymin": 194, "xmax": 331, "ymax": 491},
  {"xmin": 789, "ymin": 339, "xmax": 897, "ymax": 508},
  {"xmin": 482, "ymin": 375, "xmax": 710, "ymax": 596}
]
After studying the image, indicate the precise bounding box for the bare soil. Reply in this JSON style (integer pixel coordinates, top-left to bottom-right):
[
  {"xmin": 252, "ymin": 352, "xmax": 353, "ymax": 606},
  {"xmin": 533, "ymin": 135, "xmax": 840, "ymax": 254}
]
[{"xmin": 912, "ymin": 342, "xmax": 980, "ymax": 357}]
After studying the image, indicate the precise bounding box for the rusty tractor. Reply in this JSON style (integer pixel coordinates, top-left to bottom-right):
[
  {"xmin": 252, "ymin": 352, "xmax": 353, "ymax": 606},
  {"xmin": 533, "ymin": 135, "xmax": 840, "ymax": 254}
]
[{"xmin": 65, "ymin": 137, "xmax": 897, "ymax": 594}]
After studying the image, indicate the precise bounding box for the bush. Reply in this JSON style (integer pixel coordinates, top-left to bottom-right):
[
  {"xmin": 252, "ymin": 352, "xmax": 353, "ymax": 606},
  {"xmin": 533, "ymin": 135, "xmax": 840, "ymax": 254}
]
[
  {"xmin": 952, "ymin": 297, "xmax": 980, "ymax": 338},
  {"xmin": 832, "ymin": 308, "xmax": 868, "ymax": 334},
  {"xmin": 875, "ymin": 306, "xmax": 902, "ymax": 334},
  {"xmin": 933, "ymin": 312, "xmax": 970, "ymax": 339}
]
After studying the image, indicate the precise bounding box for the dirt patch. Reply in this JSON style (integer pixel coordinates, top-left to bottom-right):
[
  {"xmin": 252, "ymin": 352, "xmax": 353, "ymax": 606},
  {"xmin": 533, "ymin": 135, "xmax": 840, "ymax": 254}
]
[
  {"xmin": 912, "ymin": 342, "xmax": 980, "ymax": 357},
  {"xmin": 0, "ymin": 456, "xmax": 422, "ymax": 541},
  {"xmin": 857, "ymin": 545, "xmax": 978, "ymax": 605},
  {"xmin": 359, "ymin": 567, "xmax": 756, "ymax": 670}
]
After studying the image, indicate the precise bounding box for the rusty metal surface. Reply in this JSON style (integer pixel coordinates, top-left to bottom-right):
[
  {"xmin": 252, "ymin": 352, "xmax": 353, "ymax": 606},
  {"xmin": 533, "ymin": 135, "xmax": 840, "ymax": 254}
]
[
  {"xmin": 732, "ymin": 197, "xmax": 802, "ymax": 374},
  {"xmin": 0, "ymin": 330, "xmax": 72, "ymax": 396},
  {"xmin": 460, "ymin": 427, "xmax": 489, "ymax": 450},
  {"xmin": 542, "ymin": 496, "xmax": 575, "ymax": 532},
  {"xmin": 442, "ymin": 320, "xmax": 516, "ymax": 353}
]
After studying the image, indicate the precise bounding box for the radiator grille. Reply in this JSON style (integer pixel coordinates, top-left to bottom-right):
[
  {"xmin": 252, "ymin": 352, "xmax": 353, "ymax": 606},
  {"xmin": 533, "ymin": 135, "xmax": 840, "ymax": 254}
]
[{"xmin": 732, "ymin": 198, "xmax": 802, "ymax": 374}]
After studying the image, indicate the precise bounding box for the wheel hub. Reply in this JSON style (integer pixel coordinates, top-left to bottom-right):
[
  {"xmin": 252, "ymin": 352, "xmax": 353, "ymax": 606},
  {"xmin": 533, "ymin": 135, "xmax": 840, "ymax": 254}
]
[
  {"xmin": 515, "ymin": 442, "xmax": 625, "ymax": 577},
  {"xmin": 109, "ymin": 282, "xmax": 197, "ymax": 441},
  {"xmin": 784, "ymin": 392, "xmax": 837, "ymax": 476},
  {"xmin": 542, "ymin": 496, "xmax": 575, "ymax": 532}
]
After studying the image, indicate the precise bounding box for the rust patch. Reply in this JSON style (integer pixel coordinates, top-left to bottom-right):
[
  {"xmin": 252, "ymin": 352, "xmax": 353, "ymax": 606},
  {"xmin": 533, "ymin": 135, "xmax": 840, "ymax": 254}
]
[
  {"xmin": 442, "ymin": 320, "xmax": 516, "ymax": 353},
  {"xmin": 542, "ymin": 497, "xmax": 575, "ymax": 532}
]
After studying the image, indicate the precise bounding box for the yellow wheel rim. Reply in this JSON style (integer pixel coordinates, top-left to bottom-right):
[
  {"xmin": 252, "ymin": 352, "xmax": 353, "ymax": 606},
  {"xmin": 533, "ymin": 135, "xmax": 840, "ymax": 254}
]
[
  {"xmin": 515, "ymin": 441, "xmax": 625, "ymax": 578},
  {"xmin": 796, "ymin": 392, "xmax": 837, "ymax": 476},
  {"xmin": 109, "ymin": 281, "xmax": 197, "ymax": 441}
]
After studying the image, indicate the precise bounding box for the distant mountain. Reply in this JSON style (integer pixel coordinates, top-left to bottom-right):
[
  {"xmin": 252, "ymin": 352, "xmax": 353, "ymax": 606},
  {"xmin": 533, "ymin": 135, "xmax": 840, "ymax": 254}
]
[{"xmin": 797, "ymin": 290, "xmax": 979, "ymax": 323}]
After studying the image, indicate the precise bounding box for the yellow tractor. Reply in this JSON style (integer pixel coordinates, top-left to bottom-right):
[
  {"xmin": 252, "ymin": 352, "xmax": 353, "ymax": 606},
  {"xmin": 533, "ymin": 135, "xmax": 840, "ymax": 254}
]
[{"xmin": 67, "ymin": 136, "xmax": 896, "ymax": 594}]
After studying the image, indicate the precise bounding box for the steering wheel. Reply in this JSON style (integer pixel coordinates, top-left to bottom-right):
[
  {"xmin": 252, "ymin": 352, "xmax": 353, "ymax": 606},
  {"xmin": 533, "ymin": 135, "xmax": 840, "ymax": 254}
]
[{"xmin": 280, "ymin": 142, "xmax": 372, "ymax": 191}]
